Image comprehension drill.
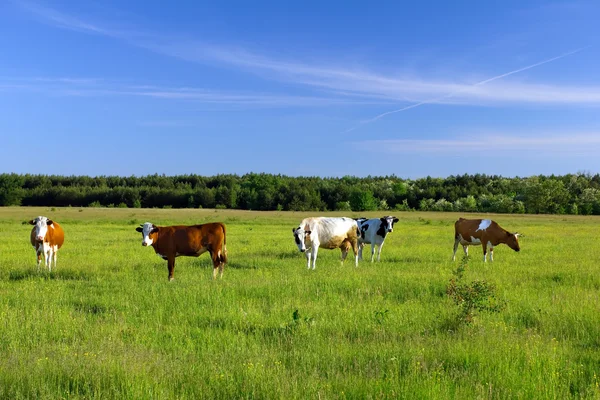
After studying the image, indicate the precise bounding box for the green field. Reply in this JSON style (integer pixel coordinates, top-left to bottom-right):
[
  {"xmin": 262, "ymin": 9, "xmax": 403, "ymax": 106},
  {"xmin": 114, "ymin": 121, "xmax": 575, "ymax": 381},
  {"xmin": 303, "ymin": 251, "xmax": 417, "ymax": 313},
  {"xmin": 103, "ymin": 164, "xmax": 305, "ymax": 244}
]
[{"xmin": 0, "ymin": 207, "xmax": 599, "ymax": 399}]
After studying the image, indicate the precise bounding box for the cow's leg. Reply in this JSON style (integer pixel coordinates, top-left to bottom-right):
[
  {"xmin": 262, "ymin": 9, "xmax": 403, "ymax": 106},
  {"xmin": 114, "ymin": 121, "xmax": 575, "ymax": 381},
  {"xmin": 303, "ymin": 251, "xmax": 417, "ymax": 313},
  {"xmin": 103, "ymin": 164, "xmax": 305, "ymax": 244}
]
[
  {"xmin": 311, "ymin": 248, "xmax": 318, "ymax": 270},
  {"xmin": 167, "ymin": 256, "xmax": 176, "ymax": 281},
  {"xmin": 452, "ymin": 236, "xmax": 460, "ymax": 261},
  {"xmin": 36, "ymin": 248, "xmax": 42, "ymax": 270},
  {"xmin": 340, "ymin": 240, "xmax": 351, "ymax": 264},
  {"xmin": 340, "ymin": 248, "xmax": 348, "ymax": 264},
  {"xmin": 351, "ymin": 239, "xmax": 359, "ymax": 267},
  {"xmin": 370, "ymin": 244, "xmax": 376, "ymax": 262},
  {"xmin": 45, "ymin": 248, "xmax": 52, "ymax": 272},
  {"xmin": 462, "ymin": 245, "xmax": 468, "ymax": 256},
  {"xmin": 482, "ymin": 242, "xmax": 488, "ymax": 262},
  {"xmin": 489, "ymin": 244, "xmax": 494, "ymax": 262},
  {"xmin": 305, "ymin": 251, "xmax": 312, "ymax": 269},
  {"xmin": 376, "ymin": 241, "xmax": 385, "ymax": 262},
  {"xmin": 358, "ymin": 243, "xmax": 364, "ymax": 260},
  {"xmin": 210, "ymin": 250, "xmax": 223, "ymax": 279},
  {"xmin": 50, "ymin": 246, "xmax": 58, "ymax": 271}
]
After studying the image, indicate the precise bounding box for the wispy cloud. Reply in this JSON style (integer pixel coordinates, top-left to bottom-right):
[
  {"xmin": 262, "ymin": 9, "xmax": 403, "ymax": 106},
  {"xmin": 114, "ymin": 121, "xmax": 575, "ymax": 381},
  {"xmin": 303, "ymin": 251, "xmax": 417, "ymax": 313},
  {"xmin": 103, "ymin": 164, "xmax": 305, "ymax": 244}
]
[
  {"xmin": 0, "ymin": 76, "xmax": 389, "ymax": 107},
  {"xmin": 353, "ymin": 133, "xmax": 600, "ymax": 154},
  {"xmin": 14, "ymin": 2, "xmax": 599, "ymax": 109}
]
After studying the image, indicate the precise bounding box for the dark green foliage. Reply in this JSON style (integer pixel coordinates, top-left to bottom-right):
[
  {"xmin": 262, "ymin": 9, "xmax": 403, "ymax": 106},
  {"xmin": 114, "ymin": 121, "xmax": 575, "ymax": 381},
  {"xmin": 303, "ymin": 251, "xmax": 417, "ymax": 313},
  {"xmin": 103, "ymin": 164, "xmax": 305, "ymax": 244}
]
[{"xmin": 1, "ymin": 172, "xmax": 598, "ymax": 213}]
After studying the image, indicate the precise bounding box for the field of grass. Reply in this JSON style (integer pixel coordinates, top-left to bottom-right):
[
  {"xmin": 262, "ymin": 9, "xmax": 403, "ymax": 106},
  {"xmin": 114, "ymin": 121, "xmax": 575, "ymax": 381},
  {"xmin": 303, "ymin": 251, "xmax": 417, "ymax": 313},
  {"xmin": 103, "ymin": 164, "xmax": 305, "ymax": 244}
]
[{"xmin": 0, "ymin": 206, "xmax": 599, "ymax": 399}]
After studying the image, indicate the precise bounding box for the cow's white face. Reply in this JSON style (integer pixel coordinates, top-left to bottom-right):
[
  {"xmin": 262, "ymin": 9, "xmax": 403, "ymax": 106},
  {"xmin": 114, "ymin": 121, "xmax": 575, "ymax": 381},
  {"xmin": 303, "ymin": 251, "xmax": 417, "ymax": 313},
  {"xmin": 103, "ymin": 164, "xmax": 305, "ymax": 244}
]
[
  {"xmin": 136, "ymin": 222, "xmax": 158, "ymax": 246},
  {"xmin": 382, "ymin": 216, "xmax": 399, "ymax": 233},
  {"xmin": 30, "ymin": 216, "xmax": 52, "ymax": 241},
  {"xmin": 292, "ymin": 226, "xmax": 311, "ymax": 252}
]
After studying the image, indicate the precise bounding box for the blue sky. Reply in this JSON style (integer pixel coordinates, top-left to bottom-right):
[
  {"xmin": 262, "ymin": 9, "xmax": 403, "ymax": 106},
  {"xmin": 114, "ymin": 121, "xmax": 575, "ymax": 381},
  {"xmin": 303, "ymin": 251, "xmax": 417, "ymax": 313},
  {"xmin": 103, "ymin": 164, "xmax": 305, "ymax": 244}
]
[{"xmin": 1, "ymin": 1, "xmax": 599, "ymax": 178}]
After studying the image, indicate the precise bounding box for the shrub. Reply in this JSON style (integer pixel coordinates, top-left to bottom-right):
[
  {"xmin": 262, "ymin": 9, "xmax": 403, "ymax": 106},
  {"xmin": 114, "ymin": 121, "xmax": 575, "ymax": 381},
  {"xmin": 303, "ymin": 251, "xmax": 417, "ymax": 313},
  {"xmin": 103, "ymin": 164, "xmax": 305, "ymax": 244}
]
[{"xmin": 446, "ymin": 256, "xmax": 504, "ymax": 326}]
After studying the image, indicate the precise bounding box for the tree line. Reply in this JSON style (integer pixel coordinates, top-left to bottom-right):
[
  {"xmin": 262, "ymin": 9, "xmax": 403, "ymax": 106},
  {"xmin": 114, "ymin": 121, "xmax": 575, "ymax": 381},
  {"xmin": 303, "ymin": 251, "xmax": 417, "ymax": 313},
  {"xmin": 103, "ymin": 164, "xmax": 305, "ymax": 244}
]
[{"xmin": 1, "ymin": 172, "xmax": 600, "ymax": 214}]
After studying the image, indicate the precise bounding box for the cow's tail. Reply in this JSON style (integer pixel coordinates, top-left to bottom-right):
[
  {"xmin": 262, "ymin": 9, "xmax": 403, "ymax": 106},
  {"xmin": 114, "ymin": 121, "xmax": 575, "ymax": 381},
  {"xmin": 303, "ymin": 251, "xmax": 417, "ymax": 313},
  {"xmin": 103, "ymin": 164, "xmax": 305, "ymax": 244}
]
[{"xmin": 220, "ymin": 223, "xmax": 228, "ymax": 264}]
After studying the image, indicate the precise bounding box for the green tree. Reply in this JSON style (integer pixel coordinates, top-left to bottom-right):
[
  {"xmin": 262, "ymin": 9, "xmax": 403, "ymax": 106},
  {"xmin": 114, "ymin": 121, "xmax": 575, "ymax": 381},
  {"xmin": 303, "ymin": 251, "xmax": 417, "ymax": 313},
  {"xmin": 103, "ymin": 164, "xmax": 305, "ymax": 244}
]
[
  {"xmin": 349, "ymin": 189, "xmax": 378, "ymax": 211},
  {"xmin": 0, "ymin": 174, "xmax": 24, "ymax": 206}
]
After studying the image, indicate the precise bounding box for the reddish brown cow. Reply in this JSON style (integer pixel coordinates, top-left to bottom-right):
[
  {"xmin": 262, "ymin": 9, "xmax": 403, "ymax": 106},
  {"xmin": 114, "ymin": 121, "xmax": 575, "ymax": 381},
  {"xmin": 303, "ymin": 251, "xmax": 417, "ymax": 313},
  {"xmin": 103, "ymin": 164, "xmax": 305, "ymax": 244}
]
[
  {"xmin": 29, "ymin": 216, "xmax": 65, "ymax": 271},
  {"xmin": 136, "ymin": 222, "xmax": 227, "ymax": 281},
  {"xmin": 453, "ymin": 218, "xmax": 520, "ymax": 262}
]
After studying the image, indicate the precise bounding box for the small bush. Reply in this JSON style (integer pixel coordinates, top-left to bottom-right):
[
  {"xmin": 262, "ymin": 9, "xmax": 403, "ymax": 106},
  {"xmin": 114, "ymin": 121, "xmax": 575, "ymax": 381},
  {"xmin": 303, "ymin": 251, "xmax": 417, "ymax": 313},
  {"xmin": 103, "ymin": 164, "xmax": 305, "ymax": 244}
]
[{"xmin": 446, "ymin": 256, "xmax": 504, "ymax": 326}]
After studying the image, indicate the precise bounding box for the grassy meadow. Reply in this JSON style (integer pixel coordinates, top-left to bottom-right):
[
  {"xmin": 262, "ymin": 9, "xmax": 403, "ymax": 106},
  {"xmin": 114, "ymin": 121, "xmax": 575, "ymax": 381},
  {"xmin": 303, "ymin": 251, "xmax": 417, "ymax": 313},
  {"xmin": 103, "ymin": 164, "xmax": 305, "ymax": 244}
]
[{"xmin": 0, "ymin": 206, "xmax": 599, "ymax": 399}]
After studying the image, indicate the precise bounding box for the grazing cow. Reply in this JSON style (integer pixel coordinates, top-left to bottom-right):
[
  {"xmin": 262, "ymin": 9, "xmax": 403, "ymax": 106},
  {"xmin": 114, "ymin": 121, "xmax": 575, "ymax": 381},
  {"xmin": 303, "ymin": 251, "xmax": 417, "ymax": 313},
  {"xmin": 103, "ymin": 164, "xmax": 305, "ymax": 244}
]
[
  {"xmin": 136, "ymin": 222, "xmax": 227, "ymax": 281},
  {"xmin": 29, "ymin": 216, "xmax": 65, "ymax": 271},
  {"xmin": 453, "ymin": 218, "xmax": 521, "ymax": 262},
  {"xmin": 355, "ymin": 216, "xmax": 399, "ymax": 262},
  {"xmin": 292, "ymin": 217, "xmax": 360, "ymax": 269}
]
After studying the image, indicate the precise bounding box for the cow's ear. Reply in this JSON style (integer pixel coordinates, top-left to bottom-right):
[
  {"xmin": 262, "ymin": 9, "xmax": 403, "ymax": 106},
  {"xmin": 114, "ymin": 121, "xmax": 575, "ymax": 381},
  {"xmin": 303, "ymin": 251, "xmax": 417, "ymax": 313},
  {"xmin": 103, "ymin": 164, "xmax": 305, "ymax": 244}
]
[
  {"xmin": 393, "ymin": 218, "xmax": 399, "ymax": 223},
  {"xmin": 292, "ymin": 228, "xmax": 296, "ymax": 233},
  {"xmin": 46, "ymin": 220, "xmax": 53, "ymax": 226},
  {"xmin": 28, "ymin": 219, "xmax": 35, "ymax": 225},
  {"xmin": 136, "ymin": 227, "xmax": 143, "ymax": 232}
]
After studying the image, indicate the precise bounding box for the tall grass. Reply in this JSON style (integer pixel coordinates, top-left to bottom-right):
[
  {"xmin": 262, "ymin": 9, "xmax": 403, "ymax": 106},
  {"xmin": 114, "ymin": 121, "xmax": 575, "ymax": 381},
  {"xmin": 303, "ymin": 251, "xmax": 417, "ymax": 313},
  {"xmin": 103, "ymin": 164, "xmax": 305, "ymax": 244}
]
[{"xmin": 0, "ymin": 207, "xmax": 599, "ymax": 398}]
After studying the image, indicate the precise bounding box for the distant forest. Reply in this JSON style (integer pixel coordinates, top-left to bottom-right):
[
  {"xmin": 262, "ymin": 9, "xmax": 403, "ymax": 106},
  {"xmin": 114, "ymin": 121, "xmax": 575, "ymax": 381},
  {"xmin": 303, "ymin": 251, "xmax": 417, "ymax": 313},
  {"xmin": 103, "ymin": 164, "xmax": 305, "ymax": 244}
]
[{"xmin": 2, "ymin": 172, "xmax": 600, "ymax": 215}]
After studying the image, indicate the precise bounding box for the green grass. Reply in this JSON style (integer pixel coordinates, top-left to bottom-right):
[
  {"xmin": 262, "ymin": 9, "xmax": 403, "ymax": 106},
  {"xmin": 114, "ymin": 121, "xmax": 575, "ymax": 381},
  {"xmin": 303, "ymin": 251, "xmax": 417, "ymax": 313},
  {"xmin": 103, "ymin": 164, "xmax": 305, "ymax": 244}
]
[{"xmin": 1, "ymin": 207, "xmax": 600, "ymax": 399}]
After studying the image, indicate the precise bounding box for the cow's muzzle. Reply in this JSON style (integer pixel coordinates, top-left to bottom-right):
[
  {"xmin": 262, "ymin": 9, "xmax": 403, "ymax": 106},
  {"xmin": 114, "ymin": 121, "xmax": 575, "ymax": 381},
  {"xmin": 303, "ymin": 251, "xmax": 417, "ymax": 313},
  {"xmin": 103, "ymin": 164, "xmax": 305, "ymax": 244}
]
[
  {"xmin": 37, "ymin": 236, "xmax": 44, "ymax": 241},
  {"xmin": 300, "ymin": 249, "xmax": 305, "ymax": 253},
  {"xmin": 142, "ymin": 242, "xmax": 148, "ymax": 247}
]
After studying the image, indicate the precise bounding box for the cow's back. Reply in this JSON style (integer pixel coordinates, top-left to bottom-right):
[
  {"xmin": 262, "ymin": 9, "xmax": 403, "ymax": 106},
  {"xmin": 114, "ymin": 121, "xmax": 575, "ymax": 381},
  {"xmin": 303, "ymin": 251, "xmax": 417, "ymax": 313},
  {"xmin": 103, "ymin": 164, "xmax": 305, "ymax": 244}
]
[
  {"xmin": 157, "ymin": 223, "xmax": 225, "ymax": 256},
  {"xmin": 313, "ymin": 217, "xmax": 358, "ymax": 249},
  {"xmin": 455, "ymin": 218, "xmax": 502, "ymax": 242},
  {"xmin": 455, "ymin": 218, "xmax": 483, "ymax": 240}
]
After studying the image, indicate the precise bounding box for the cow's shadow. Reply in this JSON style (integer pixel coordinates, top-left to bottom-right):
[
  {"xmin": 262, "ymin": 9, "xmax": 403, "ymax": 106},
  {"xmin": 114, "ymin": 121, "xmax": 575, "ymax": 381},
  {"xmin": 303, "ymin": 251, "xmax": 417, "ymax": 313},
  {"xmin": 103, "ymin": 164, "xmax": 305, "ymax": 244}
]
[{"xmin": 8, "ymin": 268, "xmax": 90, "ymax": 281}]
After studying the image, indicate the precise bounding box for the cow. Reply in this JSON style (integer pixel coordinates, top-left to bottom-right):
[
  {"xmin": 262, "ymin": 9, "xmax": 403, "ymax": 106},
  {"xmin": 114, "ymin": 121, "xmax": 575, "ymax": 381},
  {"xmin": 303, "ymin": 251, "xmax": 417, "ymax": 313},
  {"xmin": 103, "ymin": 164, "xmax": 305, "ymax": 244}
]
[
  {"xmin": 29, "ymin": 216, "xmax": 65, "ymax": 271},
  {"xmin": 355, "ymin": 216, "xmax": 399, "ymax": 262},
  {"xmin": 453, "ymin": 218, "xmax": 521, "ymax": 262},
  {"xmin": 136, "ymin": 222, "xmax": 227, "ymax": 281},
  {"xmin": 292, "ymin": 217, "xmax": 360, "ymax": 270}
]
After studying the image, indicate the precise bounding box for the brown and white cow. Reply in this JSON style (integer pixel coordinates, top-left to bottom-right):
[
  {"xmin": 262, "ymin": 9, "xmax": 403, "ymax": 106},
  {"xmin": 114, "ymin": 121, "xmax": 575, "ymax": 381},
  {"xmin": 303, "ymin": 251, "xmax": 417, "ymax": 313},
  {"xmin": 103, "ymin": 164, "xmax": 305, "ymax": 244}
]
[
  {"xmin": 136, "ymin": 222, "xmax": 227, "ymax": 281},
  {"xmin": 292, "ymin": 217, "xmax": 360, "ymax": 269},
  {"xmin": 29, "ymin": 216, "xmax": 65, "ymax": 271},
  {"xmin": 453, "ymin": 218, "xmax": 520, "ymax": 262}
]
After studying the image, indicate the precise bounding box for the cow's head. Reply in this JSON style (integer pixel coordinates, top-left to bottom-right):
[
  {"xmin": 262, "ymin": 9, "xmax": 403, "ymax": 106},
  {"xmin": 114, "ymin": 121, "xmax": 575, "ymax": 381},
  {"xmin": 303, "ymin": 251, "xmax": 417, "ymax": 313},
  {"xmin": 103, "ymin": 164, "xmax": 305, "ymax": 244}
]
[
  {"xmin": 292, "ymin": 226, "xmax": 311, "ymax": 252},
  {"xmin": 29, "ymin": 216, "xmax": 53, "ymax": 242},
  {"xmin": 505, "ymin": 231, "xmax": 521, "ymax": 252},
  {"xmin": 381, "ymin": 216, "xmax": 399, "ymax": 233},
  {"xmin": 136, "ymin": 222, "xmax": 159, "ymax": 246}
]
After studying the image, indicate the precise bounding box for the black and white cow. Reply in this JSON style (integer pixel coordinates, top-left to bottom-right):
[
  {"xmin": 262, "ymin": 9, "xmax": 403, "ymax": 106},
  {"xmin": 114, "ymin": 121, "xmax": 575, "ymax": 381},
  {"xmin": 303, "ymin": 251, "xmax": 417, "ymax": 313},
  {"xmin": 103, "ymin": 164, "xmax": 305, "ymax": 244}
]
[{"xmin": 355, "ymin": 216, "xmax": 399, "ymax": 262}]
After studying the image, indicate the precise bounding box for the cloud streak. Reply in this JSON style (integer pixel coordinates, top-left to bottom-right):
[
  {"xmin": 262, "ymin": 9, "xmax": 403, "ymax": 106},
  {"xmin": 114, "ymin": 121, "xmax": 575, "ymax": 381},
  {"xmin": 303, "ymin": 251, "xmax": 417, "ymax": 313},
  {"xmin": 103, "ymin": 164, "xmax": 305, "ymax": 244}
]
[
  {"xmin": 15, "ymin": 2, "xmax": 600, "ymax": 111},
  {"xmin": 0, "ymin": 76, "xmax": 390, "ymax": 107},
  {"xmin": 354, "ymin": 133, "xmax": 600, "ymax": 154},
  {"xmin": 344, "ymin": 46, "xmax": 591, "ymax": 132}
]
